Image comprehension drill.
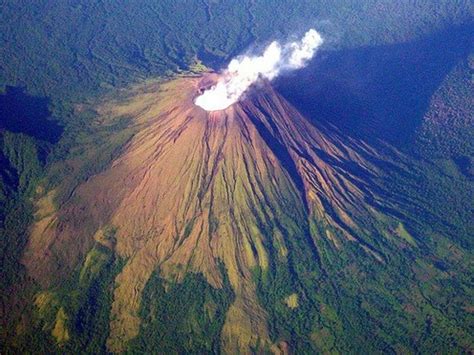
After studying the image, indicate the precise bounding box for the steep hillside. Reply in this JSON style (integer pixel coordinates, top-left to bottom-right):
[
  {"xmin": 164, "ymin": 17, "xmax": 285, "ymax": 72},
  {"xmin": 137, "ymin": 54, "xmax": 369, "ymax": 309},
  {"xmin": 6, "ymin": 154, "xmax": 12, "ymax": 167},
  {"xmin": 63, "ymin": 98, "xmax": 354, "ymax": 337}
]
[{"xmin": 14, "ymin": 75, "xmax": 473, "ymax": 353}]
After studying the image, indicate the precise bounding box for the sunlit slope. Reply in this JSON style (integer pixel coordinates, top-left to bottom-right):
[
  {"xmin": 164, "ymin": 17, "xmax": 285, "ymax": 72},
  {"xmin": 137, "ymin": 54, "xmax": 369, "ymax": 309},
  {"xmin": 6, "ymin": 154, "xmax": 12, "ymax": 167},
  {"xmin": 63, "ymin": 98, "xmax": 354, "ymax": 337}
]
[{"xmin": 23, "ymin": 76, "xmax": 473, "ymax": 353}]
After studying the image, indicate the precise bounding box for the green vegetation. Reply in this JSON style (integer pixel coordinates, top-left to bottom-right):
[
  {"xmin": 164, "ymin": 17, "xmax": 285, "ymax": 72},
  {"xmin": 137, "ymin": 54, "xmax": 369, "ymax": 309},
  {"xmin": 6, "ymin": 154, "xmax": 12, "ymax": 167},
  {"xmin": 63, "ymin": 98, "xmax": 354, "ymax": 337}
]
[
  {"xmin": 416, "ymin": 54, "xmax": 474, "ymax": 159},
  {"xmin": 1, "ymin": 1, "xmax": 471, "ymax": 101},
  {"xmin": 9, "ymin": 243, "xmax": 123, "ymax": 354},
  {"xmin": 129, "ymin": 268, "xmax": 234, "ymax": 354},
  {"xmin": 0, "ymin": 131, "xmax": 44, "ymax": 322}
]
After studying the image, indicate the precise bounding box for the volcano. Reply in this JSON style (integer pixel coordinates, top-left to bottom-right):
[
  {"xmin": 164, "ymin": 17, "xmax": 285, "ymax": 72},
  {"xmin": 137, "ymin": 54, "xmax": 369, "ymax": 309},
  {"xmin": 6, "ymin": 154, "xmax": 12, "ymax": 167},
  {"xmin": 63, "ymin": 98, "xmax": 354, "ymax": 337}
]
[{"xmin": 20, "ymin": 75, "xmax": 473, "ymax": 353}]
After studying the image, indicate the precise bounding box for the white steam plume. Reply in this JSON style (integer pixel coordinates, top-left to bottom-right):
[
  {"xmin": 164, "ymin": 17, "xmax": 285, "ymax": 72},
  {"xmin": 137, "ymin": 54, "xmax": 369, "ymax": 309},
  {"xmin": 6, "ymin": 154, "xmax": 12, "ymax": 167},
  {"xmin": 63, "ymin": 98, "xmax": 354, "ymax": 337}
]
[{"xmin": 195, "ymin": 29, "xmax": 323, "ymax": 111}]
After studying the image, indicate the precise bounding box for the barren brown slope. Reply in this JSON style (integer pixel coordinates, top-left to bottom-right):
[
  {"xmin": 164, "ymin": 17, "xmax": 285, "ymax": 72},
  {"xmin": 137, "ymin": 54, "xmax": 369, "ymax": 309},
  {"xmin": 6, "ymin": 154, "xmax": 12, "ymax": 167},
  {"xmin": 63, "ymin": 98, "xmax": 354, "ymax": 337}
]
[{"xmin": 23, "ymin": 74, "xmax": 397, "ymax": 353}]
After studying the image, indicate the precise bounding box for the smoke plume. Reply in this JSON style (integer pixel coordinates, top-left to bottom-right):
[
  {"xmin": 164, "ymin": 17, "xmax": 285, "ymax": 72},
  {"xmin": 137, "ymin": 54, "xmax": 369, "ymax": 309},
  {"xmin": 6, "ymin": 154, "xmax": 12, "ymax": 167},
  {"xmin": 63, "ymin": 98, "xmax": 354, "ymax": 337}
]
[{"xmin": 195, "ymin": 29, "xmax": 323, "ymax": 111}]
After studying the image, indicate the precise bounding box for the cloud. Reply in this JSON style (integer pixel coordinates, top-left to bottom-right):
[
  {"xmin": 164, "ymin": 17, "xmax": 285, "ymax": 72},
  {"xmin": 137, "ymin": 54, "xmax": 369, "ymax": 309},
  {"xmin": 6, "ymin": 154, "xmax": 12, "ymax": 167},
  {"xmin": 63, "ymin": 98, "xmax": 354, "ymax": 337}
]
[{"xmin": 195, "ymin": 29, "xmax": 323, "ymax": 111}]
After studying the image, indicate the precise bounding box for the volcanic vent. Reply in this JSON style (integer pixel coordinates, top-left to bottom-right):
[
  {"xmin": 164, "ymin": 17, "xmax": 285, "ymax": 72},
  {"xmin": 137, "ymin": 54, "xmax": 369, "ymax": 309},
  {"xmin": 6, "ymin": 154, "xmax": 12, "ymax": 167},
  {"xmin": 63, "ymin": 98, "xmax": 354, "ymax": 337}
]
[{"xmin": 24, "ymin": 74, "xmax": 394, "ymax": 352}]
